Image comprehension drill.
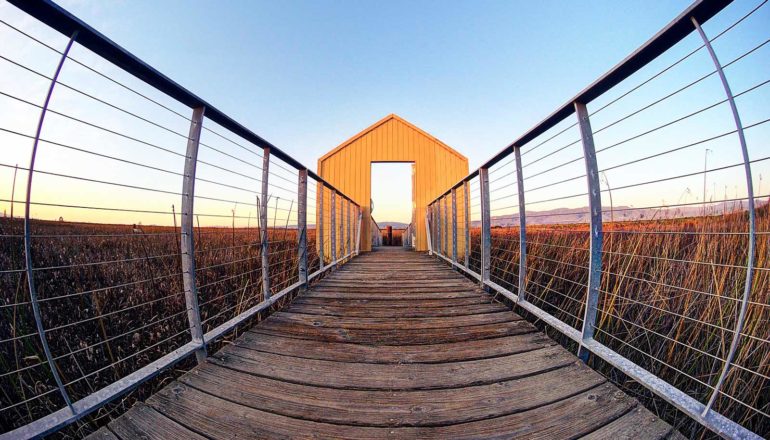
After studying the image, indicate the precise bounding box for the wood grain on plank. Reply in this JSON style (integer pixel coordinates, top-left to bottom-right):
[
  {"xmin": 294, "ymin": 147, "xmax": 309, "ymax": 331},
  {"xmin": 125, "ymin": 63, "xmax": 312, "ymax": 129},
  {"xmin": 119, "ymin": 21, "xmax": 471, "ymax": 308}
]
[
  {"xmin": 285, "ymin": 301, "xmax": 507, "ymax": 317},
  {"xmin": 108, "ymin": 402, "xmax": 206, "ymax": 440},
  {"xmin": 235, "ymin": 331, "xmax": 555, "ymax": 363},
  {"xmin": 148, "ymin": 382, "xmax": 636, "ymax": 439},
  {"xmin": 580, "ymin": 406, "xmax": 676, "ymax": 439},
  {"xmin": 180, "ymin": 361, "xmax": 605, "ymax": 427},
  {"xmin": 255, "ymin": 318, "xmax": 536, "ymax": 344},
  {"xmin": 210, "ymin": 345, "xmax": 574, "ymax": 390},
  {"xmin": 100, "ymin": 247, "xmax": 675, "ymax": 439}
]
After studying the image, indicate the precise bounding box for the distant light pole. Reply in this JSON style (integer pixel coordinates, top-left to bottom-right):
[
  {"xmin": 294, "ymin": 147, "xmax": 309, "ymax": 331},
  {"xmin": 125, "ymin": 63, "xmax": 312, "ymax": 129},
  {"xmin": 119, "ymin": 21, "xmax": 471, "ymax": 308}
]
[
  {"xmin": 702, "ymin": 148, "xmax": 712, "ymax": 216},
  {"xmin": 10, "ymin": 164, "xmax": 18, "ymax": 219}
]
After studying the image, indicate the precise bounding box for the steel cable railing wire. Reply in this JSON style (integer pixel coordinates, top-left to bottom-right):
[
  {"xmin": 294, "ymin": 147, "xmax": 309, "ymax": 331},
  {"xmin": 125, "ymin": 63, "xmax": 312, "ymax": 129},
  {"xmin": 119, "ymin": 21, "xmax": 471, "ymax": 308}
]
[
  {"xmin": 424, "ymin": 2, "xmax": 770, "ymax": 432},
  {"xmin": 0, "ymin": 86, "xmax": 267, "ymax": 187},
  {"xmin": 2, "ymin": 20, "xmax": 276, "ymax": 176},
  {"xmin": 516, "ymin": 12, "xmax": 768, "ymax": 178},
  {"xmin": 0, "ymin": 12, "xmax": 361, "ymax": 436}
]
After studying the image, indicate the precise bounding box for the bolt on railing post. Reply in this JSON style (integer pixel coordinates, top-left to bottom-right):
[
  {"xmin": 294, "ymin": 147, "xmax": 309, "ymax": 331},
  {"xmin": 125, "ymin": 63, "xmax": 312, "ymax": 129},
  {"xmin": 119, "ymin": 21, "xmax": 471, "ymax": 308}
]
[
  {"xmin": 318, "ymin": 182, "xmax": 325, "ymax": 266},
  {"xmin": 452, "ymin": 188, "xmax": 458, "ymax": 265},
  {"xmin": 692, "ymin": 16, "xmax": 756, "ymax": 415},
  {"xmin": 331, "ymin": 190, "xmax": 337, "ymax": 263},
  {"xmin": 297, "ymin": 169, "xmax": 308, "ymax": 288},
  {"xmin": 260, "ymin": 147, "xmax": 271, "ymax": 300},
  {"xmin": 479, "ymin": 167, "xmax": 492, "ymax": 287},
  {"xmin": 180, "ymin": 106, "xmax": 207, "ymax": 364},
  {"xmin": 514, "ymin": 146, "xmax": 527, "ymax": 303},
  {"xmin": 23, "ymin": 31, "xmax": 78, "ymax": 412},
  {"xmin": 575, "ymin": 101, "xmax": 603, "ymax": 362},
  {"xmin": 464, "ymin": 181, "xmax": 470, "ymax": 268}
]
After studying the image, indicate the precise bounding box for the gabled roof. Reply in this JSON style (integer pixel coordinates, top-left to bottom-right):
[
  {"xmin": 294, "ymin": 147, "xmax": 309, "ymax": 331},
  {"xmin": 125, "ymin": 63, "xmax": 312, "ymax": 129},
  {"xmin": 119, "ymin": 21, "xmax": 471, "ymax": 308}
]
[{"xmin": 318, "ymin": 114, "xmax": 468, "ymax": 163}]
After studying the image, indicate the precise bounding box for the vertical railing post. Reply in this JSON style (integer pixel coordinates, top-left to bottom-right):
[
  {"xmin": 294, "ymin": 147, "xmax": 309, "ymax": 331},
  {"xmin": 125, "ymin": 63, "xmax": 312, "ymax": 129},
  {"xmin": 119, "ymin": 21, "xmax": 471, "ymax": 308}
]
[
  {"xmin": 347, "ymin": 199, "xmax": 352, "ymax": 257},
  {"xmin": 23, "ymin": 31, "xmax": 78, "ymax": 411},
  {"xmin": 692, "ymin": 17, "xmax": 756, "ymax": 415},
  {"xmin": 464, "ymin": 181, "xmax": 470, "ymax": 268},
  {"xmin": 331, "ymin": 190, "xmax": 337, "ymax": 263},
  {"xmin": 297, "ymin": 169, "xmax": 308, "ymax": 288},
  {"xmin": 355, "ymin": 205, "xmax": 362, "ymax": 255},
  {"xmin": 318, "ymin": 182, "xmax": 325, "ymax": 267},
  {"xmin": 425, "ymin": 206, "xmax": 433, "ymax": 255},
  {"xmin": 260, "ymin": 147, "xmax": 271, "ymax": 300},
  {"xmin": 575, "ymin": 101, "xmax": 603, "ymax": 362},
  {"xmin": 514, "ymin": 146, "xmax": 527, "ymax": 303},
  {"xmin": 479, "ymin": 167, "xmax": 491, "ymax": 287},
  {"xmin": 436, "ymin": 200, "xmax": 442, "ymax": 256},
  {"xmin": 451, "ymin": 188, "xmax": 458, "ymax": 265},
  {"xmin": 443, "ymin": 197, "xmax": 449, "ymax": 257},
  {"xmin": 339, "ymin": 195, "xmax": 344, "ymax": 259},
  {"xmin": 181, "ymin": 106, "xmax": 207, "ymax": 364}
]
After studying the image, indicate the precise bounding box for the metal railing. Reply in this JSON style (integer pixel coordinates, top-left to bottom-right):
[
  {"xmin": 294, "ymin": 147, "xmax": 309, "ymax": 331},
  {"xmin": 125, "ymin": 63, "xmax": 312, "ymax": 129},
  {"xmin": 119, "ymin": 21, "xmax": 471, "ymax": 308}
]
[
  {"xmin": 0, "ymin": 1, "xmax": 361, "ymax": 438},
  {"xmin": 427, "ymin": 1, "xmax": 768, "ymax": 438},
  {"xmin": 370, "ymin": 216, "xmax": 383, "ymax": 247},
  {"xmin": 403, "ymin": 223, "xmax": 415, "ymax": 249}
]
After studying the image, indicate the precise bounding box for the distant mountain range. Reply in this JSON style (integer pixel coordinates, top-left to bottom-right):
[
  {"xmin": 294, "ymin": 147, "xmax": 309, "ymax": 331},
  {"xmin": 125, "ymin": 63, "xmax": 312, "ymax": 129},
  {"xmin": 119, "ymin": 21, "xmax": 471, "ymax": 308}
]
[
  {"xmin": 476, "ymin": 198, "xmax": 769, "ymax": 227},
  {"xmin": 359, "ymin": 198, "xmax": 768, "ymax": 229},
  {"xmin": 375, "ymin": 221, "xmax": 410, "ymax": 229}
]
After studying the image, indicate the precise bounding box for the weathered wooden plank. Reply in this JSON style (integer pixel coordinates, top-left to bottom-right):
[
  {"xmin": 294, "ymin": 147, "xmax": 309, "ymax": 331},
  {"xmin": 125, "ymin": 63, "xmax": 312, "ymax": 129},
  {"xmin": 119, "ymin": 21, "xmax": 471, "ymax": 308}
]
[
  {"xmin": 264, "ymin": 310, "xmax": 518, "ymax": 330},
  {"xmin": 108, "ymin": 402, "xmax": 206, "ymax": 440},
  {"xmin": 580, "ymin": 406, "xmax": 675, "ymax": 440},
  {"xmin": 148, "ymin": 382, "xmax": 636, "ymax": 439},
  {"xmin": 232, "ymin": 331, "xmax": 555, "ymax": 363},
  {"xmin": 101, "ymin": 247, "xmax": 676, "ymax": 439},
  {"xmin": 210, "ymin": 345, "xmax": 574, "ymax": 390},
  {"xmin": 254, "ymin": 318, "xmax": 536, "ymax": 344},
  {"xmin": 180, "ymin": 361, "xmax": 605, "ymax": 427},
  {"xmin": 401, "ymin": 384, "xmax": 637, "ymax": 439},
  {"xmin": 292, "ymin": 296, "xmax": 494, "ymax": 308},
  {"xmin": 285, "ymin": 302, "xmax": 508, "ymax": 318},
  {"xmin": 304, "ymin": 290, "xmax": 483, "ymax": 300},
  {"xmin": 84, "ymin": 427, "xmax": 119, "ymax": 440}
]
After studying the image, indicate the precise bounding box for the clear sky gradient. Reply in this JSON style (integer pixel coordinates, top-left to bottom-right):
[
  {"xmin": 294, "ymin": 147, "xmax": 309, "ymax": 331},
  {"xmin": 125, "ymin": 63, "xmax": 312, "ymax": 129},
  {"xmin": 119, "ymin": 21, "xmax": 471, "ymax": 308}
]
[{"xmin": 1, "ymin": 0, "xmax": 767, "ymax": 225}]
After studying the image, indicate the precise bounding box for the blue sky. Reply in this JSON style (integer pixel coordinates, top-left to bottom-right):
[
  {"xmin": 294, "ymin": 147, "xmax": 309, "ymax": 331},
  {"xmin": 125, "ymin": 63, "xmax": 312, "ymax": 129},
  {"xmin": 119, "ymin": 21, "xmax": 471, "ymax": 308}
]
[
  {"xmin": 54, "ymin": 0, "xmax": 702, "ymax": 163},
  {"xmin": 1, "ymin": 0, "xmax": 767, "ymax": 225}
]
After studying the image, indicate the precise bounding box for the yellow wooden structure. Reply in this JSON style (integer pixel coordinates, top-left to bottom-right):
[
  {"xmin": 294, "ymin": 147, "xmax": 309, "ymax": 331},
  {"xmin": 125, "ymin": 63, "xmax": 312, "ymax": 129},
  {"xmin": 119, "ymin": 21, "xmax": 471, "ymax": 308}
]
[{"xmin": 317, "ymin": 114, "xmax": 468, "ymax": 252}]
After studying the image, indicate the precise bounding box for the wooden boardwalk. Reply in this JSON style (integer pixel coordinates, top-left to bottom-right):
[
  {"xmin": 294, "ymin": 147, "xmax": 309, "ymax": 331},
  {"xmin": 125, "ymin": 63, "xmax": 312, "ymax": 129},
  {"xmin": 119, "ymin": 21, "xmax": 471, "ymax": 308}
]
[{"xmin": 90, "ymin": 247, "xmax": 681, "ymax": 439}]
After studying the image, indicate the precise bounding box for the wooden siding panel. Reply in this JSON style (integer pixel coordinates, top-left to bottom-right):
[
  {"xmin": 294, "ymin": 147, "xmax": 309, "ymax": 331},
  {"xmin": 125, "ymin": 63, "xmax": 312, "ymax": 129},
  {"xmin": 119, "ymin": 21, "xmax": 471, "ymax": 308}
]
[{"xmin": 318, "ymin": 115, "xmax": 468, "ymax": 252}]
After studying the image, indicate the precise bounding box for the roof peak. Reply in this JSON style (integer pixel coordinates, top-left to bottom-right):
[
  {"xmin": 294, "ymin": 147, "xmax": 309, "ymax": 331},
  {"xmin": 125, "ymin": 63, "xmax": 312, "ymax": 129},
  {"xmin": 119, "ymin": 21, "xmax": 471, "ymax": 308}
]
[{"xmin": 318, "ymin": 114, "xmax": 467, "ymax": 163}]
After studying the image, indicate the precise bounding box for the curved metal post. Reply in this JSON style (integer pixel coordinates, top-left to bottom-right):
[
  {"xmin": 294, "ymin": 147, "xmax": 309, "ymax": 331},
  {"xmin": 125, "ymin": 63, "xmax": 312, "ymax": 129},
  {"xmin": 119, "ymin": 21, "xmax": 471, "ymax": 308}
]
[
  {"xmin": 23, "ymin": 31, "xmax": 78, "ymax": 412},
  {"xmin": 330, "ymin": 190, "xmax": 337, "ymax": 262},
  {"xmin": 444, "ymin": 197, "xmax": 452, "ymax": 257},
  {"xmin": 355, "ymin": 206, "xmax": 362, "ymax": 255},
  {"xmin": 181, "ymin": 106, "xmax": 207, "ymax": 364},
  {"xmin": 692, "ymin": 17, "xmax": 756, "ymax": 415},
  {"xmin": 436, "ymin": 202, "xmax": 441, "ymax": 255},
  {"xmin": 318, "ymin": 182, "xmax": 325, "ymax": 266},
  {"xmin": 347, "ymin": 199, "xmax": 352, "ymax": 257},
  {"xmin": 514, "ymin": 146, "xmax": 527, "ymax": 303},
  {"xmin": 464, "ymin": 181, "xmax": 470, "ymax": 268},
  {"xmin": 575, "ymin": 101, "xmax": 603, "ymax": 362},
  {"xmin": 451, "ymin": 188, "xmax": 458, "ymax": 264},
  {"xmin": 260, "ymin": 148, "xmax": 271, "ymax": 300},
  {"xmin": 297, "ymin": 169, "xmax": 308, "ymax": 287},
  {"xmin": 425, "ymin": 206, "xmax": 433, "ymax": 255},
  {"xmin": 479, "ymin": 167, "xmax": 492, "ymax": 287}
]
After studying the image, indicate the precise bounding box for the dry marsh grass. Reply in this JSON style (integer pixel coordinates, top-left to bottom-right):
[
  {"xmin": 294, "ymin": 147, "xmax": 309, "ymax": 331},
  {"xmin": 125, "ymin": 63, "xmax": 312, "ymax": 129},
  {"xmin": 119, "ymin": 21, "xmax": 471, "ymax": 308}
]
[
  {"xmin": 0, "ymin": 218, "xmax": 319, "ymax": 435},
  {"xmin": 464, "ymin": 203, "xmax": 769, "ymax": 437}
]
